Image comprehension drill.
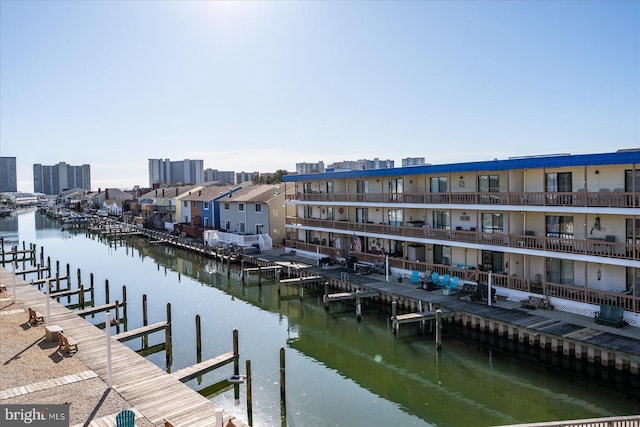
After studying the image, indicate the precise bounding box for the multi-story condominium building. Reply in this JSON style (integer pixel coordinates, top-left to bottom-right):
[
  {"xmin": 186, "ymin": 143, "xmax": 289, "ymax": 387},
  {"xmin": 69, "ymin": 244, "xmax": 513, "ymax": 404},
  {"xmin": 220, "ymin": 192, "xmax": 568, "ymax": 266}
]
[
  {"xmin": 296, "ymin": 161, "xmax": 325, "ymax": 175},
  {"xmin": 0, "ymin": 156, "xmax": 17, "ymax": 192},
  {"xmin": 203, "ymin": 168, "xmax": 235, "ymax": 185},
  {"xmin": 148, "ymin": 159, "xmax": 204, "ymax": 187},
  {"xmin": 235, "ymin": 171, "xmax": 259, "ymax": 185},
  {"xmin": 327, "ymin": 158, "xmax": 394, "ymax": 171},
  {"xmin": 33, "ymin": 162, "xmax": 91, "ymax": 195},
  {"xmin": 282, "ymin": 149, "xmax": 640, "ymax": 324},
  {"xmin": 402, "ymin": 157, "xmax": 427, "ymax": 167}
]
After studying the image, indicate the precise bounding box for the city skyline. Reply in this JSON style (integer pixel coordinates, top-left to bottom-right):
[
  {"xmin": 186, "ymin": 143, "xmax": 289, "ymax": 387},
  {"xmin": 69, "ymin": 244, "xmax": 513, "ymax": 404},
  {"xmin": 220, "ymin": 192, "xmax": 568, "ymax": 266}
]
[{"xmin": 1, "ymin": 1, "xmax": 638, "ymax": 191}]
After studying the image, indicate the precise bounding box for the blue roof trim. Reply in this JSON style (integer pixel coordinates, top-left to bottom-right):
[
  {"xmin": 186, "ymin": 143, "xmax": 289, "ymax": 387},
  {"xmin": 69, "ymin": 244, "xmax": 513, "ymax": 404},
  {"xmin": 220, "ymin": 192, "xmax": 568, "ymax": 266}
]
[{"xmin": 283, "ymin": 151, "xmax": 640, "ymax": 182}]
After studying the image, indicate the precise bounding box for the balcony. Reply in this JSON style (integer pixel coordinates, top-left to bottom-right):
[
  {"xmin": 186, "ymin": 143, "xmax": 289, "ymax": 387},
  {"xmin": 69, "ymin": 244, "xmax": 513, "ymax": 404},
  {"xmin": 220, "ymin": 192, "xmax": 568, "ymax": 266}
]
[
  {"xmin": 287, "ymin": 189, "xmax": 638, "ymax": 208},
  {"xmin": 153, "ymin": 205, "xmax": 176, "ymax": 213},
  {"xmin": 286, "ymin": 217, "xmax": 640, "ymax": 261}
]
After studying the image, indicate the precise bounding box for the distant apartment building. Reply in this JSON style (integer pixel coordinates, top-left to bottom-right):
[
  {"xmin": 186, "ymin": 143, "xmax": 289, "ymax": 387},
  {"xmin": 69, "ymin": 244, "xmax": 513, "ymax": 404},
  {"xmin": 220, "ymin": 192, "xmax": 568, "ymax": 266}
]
[
  {"xmin": 296, "ymin": 161, "xmax": 325, "ymax": 175},
  {"xmin": 204, "ymin": 168, "xmax": 235, "ymax": 185},
  {"xmin": 235, "ymin": 171, "xmax": 259, "ymax": 185},
  {"xmin": 327, "ymin": 158, "xmax": 394, "ymax": 171},
  {"xmin": 148, "ymin": 159, "xmax": 204, "ymax": 187},
  {"xmin": 33, "ymin": 162, "xmax": 91, "ymax": 195},
  {"xmin": 0, "ymin": 157, "xmax": 17, "ymax": 192},
  {"xmin": 402, "ymin": 157, "xmax": 427, "ymax": 167}
]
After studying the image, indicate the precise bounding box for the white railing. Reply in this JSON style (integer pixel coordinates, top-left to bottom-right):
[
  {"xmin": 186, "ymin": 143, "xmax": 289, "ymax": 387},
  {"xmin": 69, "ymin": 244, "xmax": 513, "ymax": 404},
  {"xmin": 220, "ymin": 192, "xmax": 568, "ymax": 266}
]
[
  {"xmin": 204, "ymin": 230, "xmax": 273, "ymax": 251},
  {"xmin": 499, "ymin": 415, "xmax": 640, "ymax": 427}
]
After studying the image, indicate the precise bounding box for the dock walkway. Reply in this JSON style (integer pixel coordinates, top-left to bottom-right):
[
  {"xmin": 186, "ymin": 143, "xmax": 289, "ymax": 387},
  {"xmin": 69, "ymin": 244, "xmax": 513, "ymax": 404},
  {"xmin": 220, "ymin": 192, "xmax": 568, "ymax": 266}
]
[
  {"xmin": 0, "ymin": 268, "xmax": 243, "ymax": 427},
  {"xmin": 251, "ymin": 250, "xmax": 640, "ymax": 371}
]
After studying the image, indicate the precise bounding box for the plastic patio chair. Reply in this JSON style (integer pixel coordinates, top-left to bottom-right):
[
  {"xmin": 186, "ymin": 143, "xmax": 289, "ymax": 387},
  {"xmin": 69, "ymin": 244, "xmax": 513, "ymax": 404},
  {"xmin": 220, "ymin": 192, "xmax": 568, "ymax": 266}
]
[{"xmin": 116, "ymin": 409, "xmax": 137, "ymax": 427}]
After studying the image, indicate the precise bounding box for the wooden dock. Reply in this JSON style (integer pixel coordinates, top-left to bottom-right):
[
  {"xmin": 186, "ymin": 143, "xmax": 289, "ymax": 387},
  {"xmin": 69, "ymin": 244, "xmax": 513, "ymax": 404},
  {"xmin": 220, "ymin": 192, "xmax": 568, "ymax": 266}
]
[
  {"xmin": 172, "ymin": 352, "xmax": 236, "ymax": 383},
  {"xmin": 1, "ymin": 268, "xmax": 244, "ymax": 426}
]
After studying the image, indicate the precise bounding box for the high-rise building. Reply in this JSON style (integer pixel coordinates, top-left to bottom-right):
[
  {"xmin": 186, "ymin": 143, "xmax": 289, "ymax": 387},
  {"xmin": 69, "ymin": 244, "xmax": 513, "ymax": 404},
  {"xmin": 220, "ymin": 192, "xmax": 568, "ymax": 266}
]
[
  {"xmin": 33, "ymin": 162, "xmax": 91, "ymax": 195},
  {"xmin": 204, "ymin": 168, "xmax": 235, "ymax": 185},
  {"xmin": 402, "ymin": 157, "xmax": 427, "ymax": 167},
  {"xmin": 148, "ymin": 159, "xmax": 204, "ymax": 187},
  {"xmin": 235, "ymin": 171, "xmax": 259, "ymax": 185},
  {"xmin": 296, "ymin": 161, "xmax": 325, "ymax": 175},
  {"xmin": 0, "ymin": 157, "xmax": 17, "ymax": 192}
]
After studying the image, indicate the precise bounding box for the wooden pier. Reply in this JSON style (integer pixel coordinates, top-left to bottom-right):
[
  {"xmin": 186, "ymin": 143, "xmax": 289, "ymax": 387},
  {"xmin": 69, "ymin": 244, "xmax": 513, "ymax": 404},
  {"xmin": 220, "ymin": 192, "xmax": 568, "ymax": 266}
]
[{"xmin": 1, "ymin": 268, "xmax": 245, "ymax": 426}]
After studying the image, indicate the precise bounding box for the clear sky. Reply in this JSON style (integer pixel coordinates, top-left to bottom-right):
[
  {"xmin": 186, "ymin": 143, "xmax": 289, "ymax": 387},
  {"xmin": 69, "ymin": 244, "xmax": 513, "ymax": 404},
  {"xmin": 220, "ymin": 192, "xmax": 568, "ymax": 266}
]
[{"xmin": 1, "ymin": 0, "xmax": 638, "ymax": 191}]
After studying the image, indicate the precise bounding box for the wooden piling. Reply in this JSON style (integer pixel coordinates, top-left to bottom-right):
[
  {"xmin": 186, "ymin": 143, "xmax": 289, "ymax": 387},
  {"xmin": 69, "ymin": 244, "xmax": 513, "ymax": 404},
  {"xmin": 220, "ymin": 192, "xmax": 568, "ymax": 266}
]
[
  {"xmin": 246, "ymin": 359, "xmax": 253, "ymax": 426},
  {"xmin": 105, "ymin": 279, "xmax": 110, "ymax": 304},
  {"xmin": 436, "ymin": 309, "xmax": 442, "ymax": 350},
  {"xmin": 196, "ymin": 314, "xmax": 202, "ymax": 364},
  {"xmin": 142, "ymin": 294, "xmax": 149, "ymax": 349},
  {"xmin": 233, "ymin": 328, "xmax": 240, "ymax": 400},
  {"xmin": 323, "ymin": 282, "xmax": 329, "ymax": 310},
  {"xmin": 122, "ymin": 285, "xmax": 128, "ymax": 326},
  {"xmin": 280, "ymin": 347, "xmax": 286, "ymax": 427},
  {"xmin": 165, "ymin": 303, "xmax": 173, "ymax": 367}
]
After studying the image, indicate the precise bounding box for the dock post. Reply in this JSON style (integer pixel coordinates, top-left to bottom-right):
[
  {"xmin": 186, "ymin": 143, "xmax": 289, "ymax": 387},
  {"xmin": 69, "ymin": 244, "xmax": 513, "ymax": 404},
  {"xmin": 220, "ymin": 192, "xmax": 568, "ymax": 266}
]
[
  {"xmin": 233, "ymin": 328, "xmax": 240, "ymax": 400},
  {"xmin": 79, "ymin": 285, "xmax": 85, "ymax": 309},
  {"xmin": 391, "ymin": 300, "xmax": 398, "ymax": 334},
  {"xmin": 195, "ymin": 314, "xmax": 202, "ymax": 364},
  {"xmin": 356, "ymin": 289, "xmax": 362, "ymax": 322},
  {"xmin": 56, "ymin": 274, "xmax": 60, "ymax": 293},
  {"xmin": 122, "ymin": 285, "xmax": 127, "ymax": 330},
  {"xmin": 258, "ymin": 265, "xmax": 262, "ymax": 286},
  {"xmin": 47, "ymin": 256, "xmax": 51, "ymax": 277},
  {"xmin": 90, "ymin": 273, "xmax": 95, "ymax": 305},
  {"xmin": 142, "ymin": 294, "xmax": 148, "ymax": 349},
  {"xmin": 436, "ymin": 309, "xmax": 442, "ymax": 350},
  {"xmin": 114, "ymin": 301, "xmax": 121, "ymax": 333},
  {"xmin": 241, "ymin": 259, "xmax": 245, "ymax": 285},
  {"xmin": 299, "ymin": 275, "xmax": 304, "ymax": 301},
  {"xmin": 105, "ymin": 279, "xmax": 110, "ymax": 304},
  {"xmin": 40, "ymin": 246, "xmax": 44, "ymax": 267},
  {"xmin": 165, "ymin": 303, "xmax": 173, "ymax": 368},
  {"xmin": 323, "ymin": 282, "xmax": 329, "ymax": 310},
  {"xmin": 246, "ymin": 359, "xmax": 253, "ymax": 426},
  {"xmin": 66, "ymin": 263, "xmax": 70, "ymax": 288},
  {"xmin": 280, "ymin": 347, "xmax": 286, "ymax": 427}
]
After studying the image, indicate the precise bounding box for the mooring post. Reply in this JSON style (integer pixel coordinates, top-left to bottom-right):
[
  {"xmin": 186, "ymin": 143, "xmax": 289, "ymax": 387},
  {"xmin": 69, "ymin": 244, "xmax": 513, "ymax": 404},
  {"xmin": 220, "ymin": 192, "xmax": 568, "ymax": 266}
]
[
  {"xmin": 122, "ymin": 285, "xmax": 127, "ymax": 328},
  {"xmin": 356, "ymin": 289, "xmax": 362, "ymax": 322},
  {"xmin": 90, "ymin": 273, "xmax": 95, "ymax": 305},
  {"xmin": 195, "ymin": 314, "xmax": 202, "ymax": 364},
  {"xmin": 165, "ymin": 303, "xmax": 173, "ymax": 368},
  {"xmin": 258, "ymin": 265, "xmax": 262, "ymax": 286},
  {"xmin": 79, "ymin": 285, "xmax": 85, "ymax": 309},
  {"xmin": 247, "ymin": 359, "xmax": 253, "ymax": 426},
  {"xmin": 40, "ymin": 246, "xmax": 44, "ymax": 266},
  {"xmin": 323, "ymin": 282, "xmax": 329, "ymax": 310},
  {"xmin": 241, "ymin": 259, "xmax": 245, "ymax": 285},
  {"xmin": 299, "ymin": 275, "xmax": 304, "ymax": 301},
  {"xmin": 114, "ymin": 300, "xmax": 121, "ymax": 333},
  {"xmin": 55, "ymin": 274, "xmax": 60, "ymax": 293},
  {"xmin": 142, "ymin": 294, "xmax": 148, "ymax": 349},
  {"xmin": 66, "ymin": 263, "xmax": 70, "ymax": 288},
  {"xmin": 47, "ymin": 256, "xmax": 51, "ymax": 277},
  {"xmin": 233, "ymin": 328, "xmax": 240, "ymax": 400},
  {"xmin": 105, "ymin": 279, "xmax": 110, "ymax": 304},
  {"xmin": 436, "ymin": 309, "xmax": 442, "ymax": 350},
  {"xmin": 391, "ymin": 300, "xmax": 398, "ymax": 333},
  {"xmin": 56, "ymin": 260, "xmax": 60, "ymax": 278},
  {"xmin": 280, "ymin": 347, "xmax": 286, "ymax": 427}
]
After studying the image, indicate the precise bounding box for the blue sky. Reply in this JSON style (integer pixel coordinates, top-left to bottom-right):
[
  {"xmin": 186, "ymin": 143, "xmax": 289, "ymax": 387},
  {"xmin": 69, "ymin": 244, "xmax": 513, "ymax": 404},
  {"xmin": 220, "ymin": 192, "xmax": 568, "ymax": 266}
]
[{"xmin": 1, "ymin": 0, "xmax": 638, "ymax": 191}]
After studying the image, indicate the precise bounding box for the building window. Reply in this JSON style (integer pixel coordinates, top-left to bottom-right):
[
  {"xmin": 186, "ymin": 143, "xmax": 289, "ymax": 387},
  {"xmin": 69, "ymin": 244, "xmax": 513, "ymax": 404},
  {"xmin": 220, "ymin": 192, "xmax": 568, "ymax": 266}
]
[
  {"xmin": 547, "ymin": 258, "xmax": 574, "ymax": 285},
  {"xmin": 625, "ymin": 169, "xmax": 640, "ymax": 192},
  {"xmin": 255, "ymin": 203, "xmax": 262, "ymax": 212},
  {"xmin": 204, "ymin": 202, "xmax": 209, "ymax": 210},
  {"xmin": 325, "ymin": 181, "xmax": 333, "ymax": 194},
  {"xmin": 481, "ymin": 213, "xmax": 504, "ymax": 233},
  {"xmin": 183, "ymin": 201, "xmax": 188, "ymax": 207},
  {"xmin": 239, "ymin": 223, "xmax": 245, "ymax": 233},
  {"xmin": 434, "ymin": 244, "xmax": 450, "ymax": 265},
  {"xmin": 387, "ymin": 209, "xmax": 402, "ymax": 226},
  {"xmin": 546, "ymin": 215, "xmax": 574, "ymax": 238},
  {"xmin": 356, "ymin": 180, "xmax": 368, "ymax": 194},
  {"xmin": 546, "ymin": 172, "xmax": 572, "ymax": 192},
  {"xmin": 356, "ymin": 208, "xmax": 369, "ymax": 223},
  {"xmin": 478, "ymin": 175, "xmax": 499, "ymax": 193},
  {"xmin": 430, "ymin": 177, "xmax": 447, "ymax": 193},
  {"xmin": 239, "ymin": 203, "xmax": 244, "ymax": 212},
  {"xmin": 432, "ymin": 211, "xmax": 450, "ymax": 229},
  {"xmin": 224, "ymin": 202, "xmax": 230, "ymax": 210},
  {"xmin": 388, "ymin": 178, "xmax": 403, "ymax": 202},
  {"xmin": 192, "ymin": 201, "xmax": 197, "ymax": 208}
]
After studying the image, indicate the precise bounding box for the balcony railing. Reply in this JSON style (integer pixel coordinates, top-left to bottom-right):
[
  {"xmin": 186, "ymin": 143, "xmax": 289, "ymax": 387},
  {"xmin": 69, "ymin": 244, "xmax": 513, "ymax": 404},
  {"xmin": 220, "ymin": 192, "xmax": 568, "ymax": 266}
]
[
  {"xmin": 285, "ymin": 238, "xmax": 640, "ymax": 314},
  {"xmin": 287, "ymin": 190, "xmax": 638, "ymax": 208},
  {"xmin": 286, "ymin": 217, "xmax": 640, "ymax": 261}
]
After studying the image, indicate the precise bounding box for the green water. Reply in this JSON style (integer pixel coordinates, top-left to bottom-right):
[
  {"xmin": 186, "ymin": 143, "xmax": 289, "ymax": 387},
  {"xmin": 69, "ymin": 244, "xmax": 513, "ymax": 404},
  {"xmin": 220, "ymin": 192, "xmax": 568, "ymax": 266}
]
[{"xmin": 1, "ymin": 210, "xmax": 638, "ymax": 427}]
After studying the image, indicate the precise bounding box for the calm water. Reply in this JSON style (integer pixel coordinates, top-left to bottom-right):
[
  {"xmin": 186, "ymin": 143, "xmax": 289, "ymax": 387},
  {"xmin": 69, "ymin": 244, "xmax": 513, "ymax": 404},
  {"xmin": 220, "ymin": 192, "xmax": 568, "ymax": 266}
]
[{"xmin": 1, "ymin": 210, "xmax": 638, "ymax": 427}]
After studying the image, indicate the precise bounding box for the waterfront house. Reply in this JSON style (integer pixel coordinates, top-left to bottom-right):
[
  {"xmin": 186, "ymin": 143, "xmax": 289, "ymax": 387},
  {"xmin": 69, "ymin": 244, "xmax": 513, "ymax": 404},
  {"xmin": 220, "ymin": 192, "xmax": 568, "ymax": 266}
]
[
  {"xmin": 206, "ymin": 184, "xmax": 293, "ymax": 251},
  {"xmin": 136, "ymin": 185, "xmax": 201, "ymax": 229},
  {"xmin": 282, "ymin": 149, "xmax": 640, "ymax": 325}
]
